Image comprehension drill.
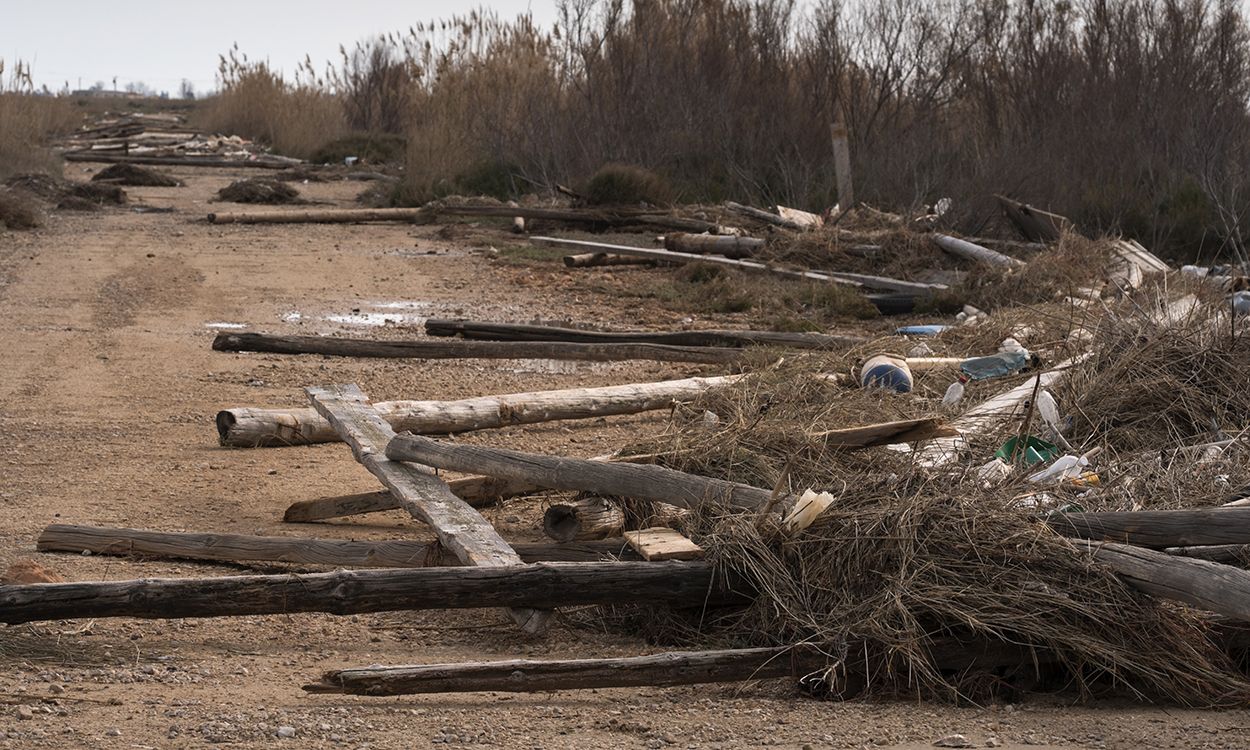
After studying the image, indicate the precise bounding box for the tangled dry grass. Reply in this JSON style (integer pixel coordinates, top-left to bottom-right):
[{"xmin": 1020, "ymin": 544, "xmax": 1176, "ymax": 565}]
[
  {"xmin": 91, "ymin": 163, "xmax": 182, "ymax": 187},
  {"xmin": 600, "ymin": 293, "xmax": 1250, "ymax": 705},
  {"xmin": 215, "ymin": 178, "xmax": 304, "ymax": 205}
]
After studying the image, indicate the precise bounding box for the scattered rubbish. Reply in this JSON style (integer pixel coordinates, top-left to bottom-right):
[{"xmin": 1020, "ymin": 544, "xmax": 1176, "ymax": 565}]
[
  {"xmin": 995, "ymin": 436, "xmax": 1061, "ymax": 465},
  {"xmin": 941, "ymin": 376, "xmax": 967, "ymax": 409},
  {"xmin": 961, "ymin": 350, "xmax": 1035, "ymax": 381},
  {"xmin": 860, "ymin": 354, "xmax": 913, "ymax": 393},
  {"xmin": 897, "ymin": 325, "xmax": 949, "ymax": 336}
]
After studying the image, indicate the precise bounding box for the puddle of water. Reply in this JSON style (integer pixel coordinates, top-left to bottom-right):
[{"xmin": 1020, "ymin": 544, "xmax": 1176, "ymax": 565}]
[
  {"xmin": 324, "ymin": 312, "xmax": 424, "ymax": 327},
  {"xmin": 282, "ymin": 311, "xmax": 304, "ymax": 323},
  {"xmin": 205, "ymin": 322, "xmax": 248, "ymax": 329},
  {"xmin": 282, "ymin": 301, "xmax": 435, "ymax": 329}
]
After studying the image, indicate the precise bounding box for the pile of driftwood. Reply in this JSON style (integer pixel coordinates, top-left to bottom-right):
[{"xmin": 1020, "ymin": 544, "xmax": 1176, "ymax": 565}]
[
  {"xmin": 59, "ymin": 112, "xmax": 301, "ymax": 169},
  {"xmin": 13, "ymin": 196, "xmax": 1250, "ymax": 705}
]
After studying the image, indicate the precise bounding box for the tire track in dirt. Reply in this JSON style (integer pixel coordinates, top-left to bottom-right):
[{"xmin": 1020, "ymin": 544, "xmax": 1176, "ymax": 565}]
[{"xmin": 93, "ymin": 254, "xmax": 205, "ymax": 330}]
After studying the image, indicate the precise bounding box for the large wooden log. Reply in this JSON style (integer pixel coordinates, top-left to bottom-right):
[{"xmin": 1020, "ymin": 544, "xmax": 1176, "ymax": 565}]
[
  {"xmin": 932, "ymin": 234, "xmax": 1025, "ymax": 268},
  {"xmin": 217, "ymin": 373, "xmax": 743, "ymax": 447},
  {"xmin": 423, "ymin": 319, "xmax": 863, "ymax": 350},
  {"xmin": 282, "ymin": 476, "xmax": 534, "ymax": 522},
  {"xmin": 543, "ymin": 498, "xmax": 626, "ymax": 542},
  {"xmin": 36, "ymin": 524, "xmax": 636, "ymax": 567},
  {"xmin": 434, "ymin": 205, "xmax": 724, "ymax": 234},
  {"xmin": 212, "ymin": 331, "xmax": 742, "ymax": 365},
  {"xmin": 663, "ymin": 233, "xmax": 764, "ymax": 259},
  {"xmin": 1049, "ymin": 508, "xmax": 1250, "ymax": 548},
  {"xmin": 308, "ymin": 385, "xmax": 550, "ymax": 632},
  {"xmin": 0, "ymin": 561, "xmax": 722, "ymax": 625},
  {"xmin": 207, "ymin": 208, "xmax": 423, "ymax": 225},
  {"xmin": 531, "ymin": 236, "xmax": 945, "ymax": 295},
  {"xmin": 306, "ymin": 646, "xmax": 818, "ymax": 695},
  {"xmin": 386, "ymin": 434, "xmax": 776, "ymax": 511},
  {"xmin": 65, "ymin": 152, "xmax": 295, "ymax": 169},
  {"xmin": 1087, "ymin": 542, "xmax": 1250, "ymax": 621},
  {"xmin": 1166, "ymin": 544, "xmax": 1250, "ymax": 564}
]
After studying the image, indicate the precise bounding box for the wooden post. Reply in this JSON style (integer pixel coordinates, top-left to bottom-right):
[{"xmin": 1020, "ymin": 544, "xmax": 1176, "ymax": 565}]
[
  {"xmin": 386, "ymin": 434, "xmax": 778, "ymax": 511},
  {"xmin": 530, "ymin": 237, "xmax": 946, "ymax": 295},
  {"xmin": 308, "ymin": 384, "xmax": 550, "ymax": 633},
  {"xmin": 0, "ymin": 560, "xmax": 726, "ymax": 625},
  {"xmin": 282, "ymin": 476, "xmax": 535, "ymax": 522},
  {"xmin": 1049, "ymin": 508, "xmax": 1250, "ymax": 548},
  {"xmin": 830, "ymin": 110, "xmax": 854, "ymax": 209},
  {"xmin": 36, "ymin": 524, "xmax": 637, "ymax": 567},
  {"xmin": 212, "ymin": 332, "xmax": 743, "ymax": 365},
  {"xmin": 217, "ymin": 373, "xmax": 744, "ymax": 447},
  {"xmin": 543, "ymin": 498, "xmax": 626, "ymax": 542},
  {"xmin": 563, "ymin": 252, "xmax": 657, "ymax": 268},
  {"xmin": 306, "ymin": 646, "xmax": 819, "ymax": 695},
  {"xmin": 208, "ymin": 207, "xmax": 423, "ymax": 225},
  {"xmin": 423, "ymin": 319, "xmax": 864, "ymax": 350}
]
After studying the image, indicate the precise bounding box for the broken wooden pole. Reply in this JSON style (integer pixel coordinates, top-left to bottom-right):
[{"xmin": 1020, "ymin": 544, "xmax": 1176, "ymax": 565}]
[
  {"xmin": 308, "ymin": 384, "xmax": 552, "ymax": 632},
  {"xmin": 932, "ymin": 234, "xmax": 1025, "ymax": 268},
  {"xmin": 723, "ymin": 202, "xmax": 808, "ymax": 231},
  {"xmin": 66, "ymin": 152, "xmax": 295, "ymax": 169},
  {"xmin": 1049, "ymin": 508, "xmax": 1250, "ymax": 549},
  {"xmin": 830, "ymin": 110, "xmax": 854, "ymax": 209},
  {"xmin": 306, "ymin": 645, "xmax": 817, "ymax": 695},
  {"xmin": 423, "ymin": 319, "xmax": 864, "ymax": 350},
  {"xmin": 543, "ymin": 498, "xmax": 626, "ymax": 542},
  {"xmin": 207, "ymin": 207, "xmax": 423, "ymax": 225},
  {"xmin": 563, "ymin": 252, "xmax": 658, "ymax": 268},
  {"xmin": 212, "ymin": 332, "xmax": 742, "ymax": 365},
  {"xmin": 217, "ymin": 373, "xmax": 743, "ymax": 447},
  {"xmin": 282, "ymin": 475, "xmax": 535, "ymax": 522},
  {"xmin": 663, "ymin": 233, "xmax": 763, "ymax": 259},
  {"xmin": 433, "ymin": 204, "xmax": 725, "ymax": 234},
  {"xmin": 995, "ymin": 195, "xmax": 1070, "ymax": 243},
  {"xmin": 36, "ymin": 524, "xmax": 636, "ymax": 567},
  {"xmin": 531, "ymin": 236, "xmax": 945, "ymax": 296},
  {"xmin": 386, "ymin": 434, "xmax": 777, "ymax": 511},
  {"xmin": 0, "ymin": 560, "xmax": 724, "ymax": 625},
  {"xmin": 1166, "ymin": 544, "xmax": 1250, "ymax": 564}
]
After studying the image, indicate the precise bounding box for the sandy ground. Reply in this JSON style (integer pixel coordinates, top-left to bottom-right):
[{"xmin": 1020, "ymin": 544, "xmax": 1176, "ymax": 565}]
[{"xmin": 0, "ymin": 168, "xmax": 1248, "ymax": 749}]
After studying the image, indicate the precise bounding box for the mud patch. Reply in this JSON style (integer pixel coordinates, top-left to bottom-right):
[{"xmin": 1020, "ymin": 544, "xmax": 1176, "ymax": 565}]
[{"xmin": 94, "ymin": 255, "xmax": 205, "ymax": 329}]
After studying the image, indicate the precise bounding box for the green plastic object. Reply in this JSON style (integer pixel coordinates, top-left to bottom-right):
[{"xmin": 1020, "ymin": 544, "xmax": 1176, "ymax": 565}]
[{"xmin": 994, "ymin": 436, "xmax": 1061, "ymax": 465}]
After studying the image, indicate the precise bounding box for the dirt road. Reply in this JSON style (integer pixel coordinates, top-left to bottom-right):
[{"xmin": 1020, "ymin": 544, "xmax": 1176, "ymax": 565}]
[{"xmin": 0, "ymin": 169, "xmax": 1246, "ymax": 748}]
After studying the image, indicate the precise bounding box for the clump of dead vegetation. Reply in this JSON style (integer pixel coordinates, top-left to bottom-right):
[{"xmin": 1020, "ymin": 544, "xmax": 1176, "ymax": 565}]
[
  {"xmin": 0, "ymin": 187, "xmax": 44, "ymax": 230},
  {"xmin": 0, "ymin": 59, "xmax": 76, "ymax": 182},
  {"xmin": 91, "ymin": 163, "xmax": 182, "ymax": 187},
  {"xmin": 583, "ymin": 164, "xmax": 674, "ymax": 207},
  {"xmin": 215, "ymin": 178, "xmax": 304, "ymax": 205},
  {"xmin": 2, "ymin": 173, "xmax": 127, "ymax": 213}
]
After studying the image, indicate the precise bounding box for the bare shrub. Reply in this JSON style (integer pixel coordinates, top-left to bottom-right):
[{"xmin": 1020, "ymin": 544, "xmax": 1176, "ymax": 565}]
[
  {"xmin": 583, "ymin": 164, "xmax": 674, "ymax": 206},
  {"xmin": 0, "ymin": 188, "xmax": 44, "ymax": 230},
  {"xmin": 0, "ymin": 60, "xmax": 75, "ymax": 181}
]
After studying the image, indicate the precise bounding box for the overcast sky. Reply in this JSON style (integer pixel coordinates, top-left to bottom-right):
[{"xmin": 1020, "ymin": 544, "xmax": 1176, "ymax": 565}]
[{"xmin": 2, "ymin": 0, "xmax": 557, "ymax": 95}]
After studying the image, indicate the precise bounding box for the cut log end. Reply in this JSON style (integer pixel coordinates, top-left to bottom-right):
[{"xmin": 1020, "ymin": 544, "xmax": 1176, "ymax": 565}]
[
  {"xmin": 542, "ymin": 498, "xmax": 626, "ymax": 543},
  {"xmin": 215, "ymin": 410, "xmax": 238, "ymax": 445}
]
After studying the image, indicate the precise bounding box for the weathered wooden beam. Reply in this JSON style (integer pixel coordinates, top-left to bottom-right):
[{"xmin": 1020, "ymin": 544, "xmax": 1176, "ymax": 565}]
[
  {"xmin": 531, "ymin": 236, "xmax": 944, "ymax": 295},
  {"xmin": 1165, "ymin": 544, "xmax": 1250, "ymax": 564},
  {"xmin": 932, "ymin": 234, "xmax": 1025, "ymax": 268},
  {"xmin": 387, "ymin": 434, "xmax": 777, "ymax": 511},
  {"xmin": 207, "ymin": 208, "xmax": 422, "ymax": 224},
  {"xmin": 0, "ymin": 561, "xmax": 723, "ymax": 625},
  {"xmin": 1049, "ymin": 508, "xmax": 1250, "ymax": 549},
  {"xmin": 563, "ymin": 252, "xmax": 658, "ymax": 268},
  {"xmin": 36, "ymin": 524, "xmax": 636, "ymax": 567},
  {"xmin": 212, "ymin": 332, "xmax": 742, "ymax": 365},
  {"xmin": 1086, "ymin": 541, "xmax": 1250, "ymax": 622},
  {"xmin": 308, "ymin": 384, "xmax": 550, "ymax": 632},
  {"xmin": 663, "ymin": 233, "xmax": 764, "ymax": 259},
  {"xmin": 217, "ymin": 373, "xmax": 743, "ymax": 447},
  {"xmin": 305, "ymin": 645, "xmax": 816, "ymax": 695},
  {"xmin": 423, "ymin": 319, "xmax": 864, "ymax": 350},
  {"xmin": 65, "ymin": 152, "xmax": 295, "ymax": 169},
  {"xmin": 723, "ymin": 202, "xmax": 808, "ymax": 230},
  {"xmin": 434, "ymin": 205, "xmax": 724, "ymax": 234}
]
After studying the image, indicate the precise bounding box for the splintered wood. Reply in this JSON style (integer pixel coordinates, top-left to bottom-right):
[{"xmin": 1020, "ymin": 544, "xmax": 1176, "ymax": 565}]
[{"xmin": 624, "ymin": 528, "xmax": 705, "ymax": 561}]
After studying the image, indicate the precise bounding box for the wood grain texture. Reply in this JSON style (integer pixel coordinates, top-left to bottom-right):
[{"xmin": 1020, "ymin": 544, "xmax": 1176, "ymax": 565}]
[
  {"xmin": 306, "ymin": 645, "xmax": 816, "ymax": 695},
  {"xmin": 307, "ymin": 384, "xmax": 549, "ymax": 632},
  {"xmin": 1050, "ymin": 508, "xmax": 1250, "ymax": 548},
  {"xmin": 0, "ymin": 561, "xmax": 723, "ymax": 625},
  {"xmin": 282, "ymin": 477, "xmax": 532, "ymax": 522},
  {"xmin": 386, "ymin": 434, "xmax": 777, "ymax": 511},
  {"xmin": 932, "ymin": 234, "xmax": 1025, "ymax": 268},
  {"xmin": 624, "ymin": 528, "xmax": 705, "ymax": 561},
  {"xmin": 663, "ymin": 233, "xmax": 763, "ymax": 259},
  {"xmin": 218, "ymin": 373, "xmax": 742, "ymax": 447},
  {"xmin": 37, "ymin": 524, "xmax": 638, "ymax": 567},
  {"xmin": 1087, "ymin": 541, "xmax": 1250, "ymax": 621},
  {"xmin": 213, "ymin": 331, "xmax": 742, "ymax": 364},
  {"xmin": 207, "ymin": 208, "xmax": 422, "ymax": 224}
]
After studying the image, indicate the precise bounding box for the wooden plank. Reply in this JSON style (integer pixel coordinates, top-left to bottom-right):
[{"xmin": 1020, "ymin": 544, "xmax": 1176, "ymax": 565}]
[
  {"xmin": 830, "ymin": 110, "xmax": 854, "ymax": 209},
  {"xmin": 305, "ymin": 646, "xmax": 817, "ymax": 695},
  {"xmin": 386, "ymin": 434, "xmax": 778, "ymax": 511},
  {"xmin": 218, "ymin": 373, "xmax": 744, "ymax": 447},
  {"xmin": 307, "ymin": 384, "xmax": 550, "ymax": 632},
  {"xmin": 212, "ymin": 331, "xmax": 742, "ymax": 365},
  {"xmin": 531, "ymin": 236, "xmax": 945, "ymax": 295},
  {"xmin": 282, "ymin": 477, "xmax": 534, "ymax": 522},
  {"xmin": 624, "ymin": 528, "xmax": 705, "ymax": 561},
  {"xmin": 36, "ymin": 524, "xmax": 638, "ymax": 567},
  {"xmin": 932, "ymin": 234, "xmax": 1025, "ymax": 268},
  {"xmin": 0, "ymin": 561, "xmax": 726, "ymax": 625}
]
